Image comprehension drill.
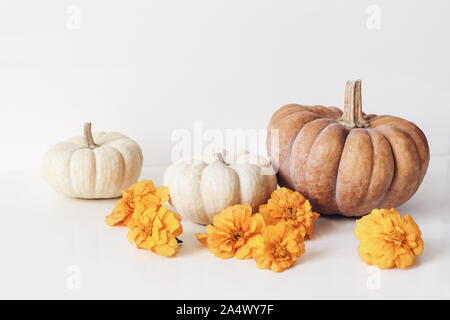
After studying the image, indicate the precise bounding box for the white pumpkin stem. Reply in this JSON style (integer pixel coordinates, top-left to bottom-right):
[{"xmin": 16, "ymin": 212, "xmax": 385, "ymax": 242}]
[
  {"xmin": 215, "ymin": 153, "xmax": 228, "ymax": 165},
  {"xmin": 83, "ymin": 122, "xmax": 99, "ymax": 149},
  {"xmin": 336, "ymin": 80, "xmax": 369, "ymax": 129}
]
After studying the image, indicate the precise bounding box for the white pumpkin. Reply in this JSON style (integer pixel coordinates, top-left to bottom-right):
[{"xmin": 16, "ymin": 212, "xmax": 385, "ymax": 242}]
[
  {"xmin": 163, "ymin": 150, "xmax": 277, "ymax": 224},
  {"xmin": 42, "ymin": 122, "xmax": 143, "ymax": 199}
]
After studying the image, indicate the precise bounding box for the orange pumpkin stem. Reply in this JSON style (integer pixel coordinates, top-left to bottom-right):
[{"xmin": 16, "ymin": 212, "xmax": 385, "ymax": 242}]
[
  {"xmin": 337, "ymin": 80, "xmax": 370, "ymax": 129},
  {"xmin": 83, "ymin": 122, "xmax": 99, "ymax": 149}
]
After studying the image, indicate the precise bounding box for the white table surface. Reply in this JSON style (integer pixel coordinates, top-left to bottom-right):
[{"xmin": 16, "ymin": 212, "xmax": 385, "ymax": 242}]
[{"xmin": 1, "ymin": 156, "xmax": 449, "ymax": 300}]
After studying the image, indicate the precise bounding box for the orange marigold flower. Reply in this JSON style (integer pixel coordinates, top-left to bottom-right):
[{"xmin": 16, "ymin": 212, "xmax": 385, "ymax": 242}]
[
  {"xmin": 259, "ymin": 187, "xmax": 319, "ymax": 239},
  {"xmin": 127, "ymin": 204, "xmax": 183, "ymax": 257},
  {"xmin": 195, "ymin": 204, "xmax": 265, "ymax": 259},
  {"xmin": 249, "ymin": 222, "xmax": 305, "ymax": 272},
  {"xmin": 105, "ymin": 180, "xmax": 169, "ymax": 226},
  {"xmin": 123, "ymin": 180, "xmax": 169, "ymax": 209},
  {"xmin": 354, "ymin": 208, "xmax": 424, "ymax": 269}
]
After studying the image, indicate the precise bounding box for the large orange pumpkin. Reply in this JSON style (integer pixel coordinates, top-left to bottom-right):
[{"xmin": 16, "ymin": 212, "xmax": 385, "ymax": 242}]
[{"xmin": 267, "ymin": 80, "xmax": 429, "ymax": 217}]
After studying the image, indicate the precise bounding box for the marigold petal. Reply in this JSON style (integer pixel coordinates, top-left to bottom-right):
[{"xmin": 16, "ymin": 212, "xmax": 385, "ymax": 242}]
[
  {"xmin": 105, "ymin": 199, "xmax": 133, "ymax": 226},
  {"xmin": 133, "ymin": 180, "xmax": 155, "ymax": 195},
  {"xmin": 139, "ymin": 237, "xmax": 156, "ymax": 251},
  {"xmin": 127, "ymin": 229, "xmax": 139, "ymax": 244},
  {"xmin": 155, "ymin": 186, "xmax": 170, "ymax": 203},
  {"xmin": 195, "ymin": 233, "xmax": 208, "ymax": 246},
  {"xmin": 395, "ymin": 249, "xmax": 415, "ymax": 269},
  {"xmin": 403, "ymin": 214, "xmax": 422, "ymax": 236},
  {"xmin": 159, "ymin": 207, "xmax": 183, "ymax": 236},
  {"xmin": 413, "ymin": 238, "xmax": 424, "ymax": 255},
  {"xmin": 153, "ymin": 236, "xmax": 179, "ymax": 257},
  {"xmin": 235, "ymin": 243, "xmax": 253, "ymax": 260}
]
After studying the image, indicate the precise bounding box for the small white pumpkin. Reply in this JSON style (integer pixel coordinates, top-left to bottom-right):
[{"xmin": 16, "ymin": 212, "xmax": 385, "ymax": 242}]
[
  {"xmin": 42, "ymin": 122, "xmax": 143, "ymax": 199},
  {"xmin": 163, "ymin": 150, "xmax": 277, "ymax": 224}
]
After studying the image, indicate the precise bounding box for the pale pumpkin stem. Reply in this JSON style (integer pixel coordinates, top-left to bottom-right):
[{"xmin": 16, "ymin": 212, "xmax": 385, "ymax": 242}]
[
  {"xmin": 83, "ymin": 122, "xmax": 99, "ymax": 149},
  {"xmin": 215, "ymin": 153, "xmax": 228, "ymax": 165},
  {"xmin": 336, "ymin": 80, "xmax": 370, "ymax": 129}
]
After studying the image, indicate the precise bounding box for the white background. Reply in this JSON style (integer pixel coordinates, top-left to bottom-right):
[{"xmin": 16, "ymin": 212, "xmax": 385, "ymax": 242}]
[
  {"xmin": 1, "ymin": 0, "xmax": 450, "ymax": 300},
  {"xmin": 1, "ymin": 0, "xmax": 450, "ymax": 169}
]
